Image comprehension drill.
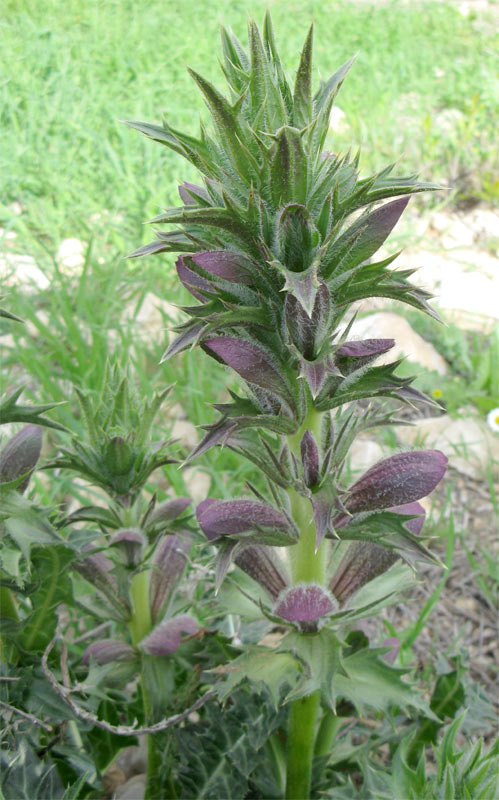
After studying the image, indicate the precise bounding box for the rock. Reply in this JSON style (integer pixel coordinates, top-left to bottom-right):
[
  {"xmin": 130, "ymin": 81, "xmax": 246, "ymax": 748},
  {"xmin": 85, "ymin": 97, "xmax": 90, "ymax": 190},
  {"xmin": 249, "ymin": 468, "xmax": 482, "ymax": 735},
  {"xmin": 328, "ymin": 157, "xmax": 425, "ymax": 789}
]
[
  {"xmin": 437, "ymin": 268, "xmax": 499, "ymax": 327},
  {"xmin": 102, "ymin": 764, "xmax": 127, "ymax": 796},
  {"xmin": 122, "ymin": 293, "xmax": 180, "ymax": 338},
  {"xmin": 0, "ymin": 253, "xmax": 49, "ymax": 290},
  {"xmin": 114, "ymin": 773, "xmax": 146, "ymax": 800},
  {"xmin": 182, "ymin": 467, "xmax": 211, "ymax": 503},
  {"xmin": 396, "ymin": 415, "xmax": 499, "ymax": 480},
  {"xmin": 56, "ymin": 238, "xmax": 87, "ymax": 271},
  {"xmin": 114, "ymin": 741, "xmax": 147, "ymax": 779},
  {"xmin": 466, "ymin": 208, "xmax": 499, "ymax": 244},
  {"xmin": 347, "ymin": 438, "xmax": 385, "ymax": 476},
  {"xmin": 431, "ymin": 212, "xmax": 474, "ymax": 249},
  {"xmin": 329, "ymin": 106, "xmax": 349, "ymax": 134},
  {"xmin": 346, "ymin": 312, "xmax": 448, "ymax": 375},
  {"xmin": 170, "ymin": 419, "xmax": 198, "ymax": 451}
]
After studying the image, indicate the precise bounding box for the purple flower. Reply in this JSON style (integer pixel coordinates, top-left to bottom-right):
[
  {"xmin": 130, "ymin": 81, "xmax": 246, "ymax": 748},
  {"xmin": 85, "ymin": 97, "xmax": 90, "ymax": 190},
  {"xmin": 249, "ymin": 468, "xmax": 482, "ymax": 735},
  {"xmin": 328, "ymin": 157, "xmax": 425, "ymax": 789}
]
[
  {"xmin": 82, "ymin": 639, "xmax": 137, "ymax": 666},
  {"xmin": 196, "ymin": 498, "xmax": 295, "ymax": 541},
  {"xmin": 0, "ymin": 425, "xmax": 43, "ymax": 493},
  {"xmin": 139, "ymin": 614, "xmax": 199, "ymax": 656},
  {"xmin": 149, "ymin": 535, "xmax": 190, "ymax": 622},
  {"xmin": 148, "ymin": 497, "xmax": 191, "ymax": 525},
  {"xmin": 110, "ymin": 528, "xmax": 147, "ymax": 567},
  {"xmin": 203, "ymin": 337, "xmax": 294, "ymax": 411},
  {"xmin": 345, "ymin": 450, "xmax": 447, "ymax": 514},
  {"xmin": 234, "ymin": 545, "xmax": 288, "ymax": 600},
  {"xmin": 273, "ymin": 583, "xmax": 337, "ymax": 630},
  {"xmin": 330, "ymin": 542, "xmax": 398, "ymax": 605},
  {"xmin": 300, "ymin": 430, "xmax": 320, "ymax": 488}
]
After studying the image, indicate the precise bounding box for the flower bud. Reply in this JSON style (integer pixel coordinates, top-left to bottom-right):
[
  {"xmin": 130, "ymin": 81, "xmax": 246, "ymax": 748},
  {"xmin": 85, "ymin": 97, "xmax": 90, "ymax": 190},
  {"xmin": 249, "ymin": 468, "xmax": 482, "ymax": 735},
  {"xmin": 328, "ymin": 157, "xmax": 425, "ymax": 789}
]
[
  {"xmin": 149, "ymin": 535, "xmax": 190, "ymax": 622},
  {"xmin": 0, "ymin": 425, "xmax": 42, "ymax": 493},
  {"xmin": 139, "ymin": 614, "xmax": 198, "ymax": 656},
  {"xmin": 110, "ymin": 528, "xmax": 147, "ymax": 567},
  {"xmin": 330, "ymin": 543, "xmax": 397, "ymax": 605},
  {"xmin": 82, "ymin": 639, "xmax": 137, "ymax": 666},
  {"xmin": 234, "ymin": 545, "xmax": 287, "ymax": 600},
  {"xmin": 273, "ymin": 583, "xmax": 337, "ymax": 631},
  {"xmin": 196, "ymin": 498, "xmax": 294, "ymax": 541},
  {"xmin": 345, "ymin": 450, "xmax": 447, "ymax": 514},
  {"xmin": 148, "ymin": 497, "xmax": 191, "ymax": 526},
  {"xmin": 103, "ymin": 435, "xmax": 135, "ymax": 476},
  {"xmin": 300, "ymin": 430, "xmax": 320, "ymax": 488}
]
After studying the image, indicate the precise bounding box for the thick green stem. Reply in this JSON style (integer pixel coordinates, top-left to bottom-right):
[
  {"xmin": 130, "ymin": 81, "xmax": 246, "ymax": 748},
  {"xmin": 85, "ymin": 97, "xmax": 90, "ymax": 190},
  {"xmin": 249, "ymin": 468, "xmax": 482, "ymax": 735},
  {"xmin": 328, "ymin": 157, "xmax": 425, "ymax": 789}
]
[
  {"xmin": 285, "ymin": 691, "xmax": 321, "ymax": 799},
  {"xmin": 285, "ymin": 402, "xmax": 329, "ymax": 799}
]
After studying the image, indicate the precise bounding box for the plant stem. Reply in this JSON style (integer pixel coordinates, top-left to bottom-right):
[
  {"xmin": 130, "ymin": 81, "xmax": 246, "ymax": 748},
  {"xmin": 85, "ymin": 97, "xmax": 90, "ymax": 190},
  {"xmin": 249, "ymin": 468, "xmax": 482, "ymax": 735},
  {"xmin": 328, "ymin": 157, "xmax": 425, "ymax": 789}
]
[
  {"xmin": 314, "ymin": 710, "xmax": 342, "ymax": 760},
  {"xmin": 285, "ymin": 401, "xmax": 329, "ymax": 798},
  {"xmin": 0, "ymin": 584, "xmax": 18, "ymax": 663},
  {"xmin": 285, "ymin": 691, "xmax": 320, "ymax": 799},
  {"xmin": 128, "ymin": 570, "xmax": 160, "ymax": 799}
]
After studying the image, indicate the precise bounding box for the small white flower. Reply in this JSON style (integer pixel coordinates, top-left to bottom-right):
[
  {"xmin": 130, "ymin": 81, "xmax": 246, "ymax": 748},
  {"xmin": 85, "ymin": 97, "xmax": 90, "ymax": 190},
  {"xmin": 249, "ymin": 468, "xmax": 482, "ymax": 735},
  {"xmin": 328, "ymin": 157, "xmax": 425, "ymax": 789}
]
[{"xmin": 487, "ymin": 408, "xmax": 499, "ymax": 432}]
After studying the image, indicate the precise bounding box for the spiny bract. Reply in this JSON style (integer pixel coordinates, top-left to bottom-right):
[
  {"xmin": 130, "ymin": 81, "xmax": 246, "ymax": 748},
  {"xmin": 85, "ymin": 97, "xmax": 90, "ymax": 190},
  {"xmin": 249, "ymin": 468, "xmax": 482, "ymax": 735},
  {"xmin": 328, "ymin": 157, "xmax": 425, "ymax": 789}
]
[{"xmin": 125, "ymin": 15, "xmax": 439, "ymax": 445}]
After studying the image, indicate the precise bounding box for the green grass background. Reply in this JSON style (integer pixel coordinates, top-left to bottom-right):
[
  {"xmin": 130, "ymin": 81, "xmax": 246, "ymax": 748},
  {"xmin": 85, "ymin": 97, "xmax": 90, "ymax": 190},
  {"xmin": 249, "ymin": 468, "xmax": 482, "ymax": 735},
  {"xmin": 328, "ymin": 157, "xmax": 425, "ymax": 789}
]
[{"xmin": 1, "ymin": 0, "xmax": 498, "ymax": 462}]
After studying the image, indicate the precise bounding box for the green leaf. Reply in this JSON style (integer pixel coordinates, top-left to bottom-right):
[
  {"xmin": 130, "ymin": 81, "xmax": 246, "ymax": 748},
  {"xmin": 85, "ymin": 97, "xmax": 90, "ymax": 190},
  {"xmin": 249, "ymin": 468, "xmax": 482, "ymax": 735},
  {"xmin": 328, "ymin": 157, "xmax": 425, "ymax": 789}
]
[
  {"xmin": 177, "ymin": 689, "xmax": 284, "ymax": 800},
  {"xmin": 18, "ymin": 545, "xmax": 74, "ymax": 652},
  {"xmin": 335, "ymin": 646, "xmax": 433, "ymax": 716},
  {"xmin": 211, "ymin": 646, "xmax": 299, "ymax": 708},
  {"xmin": 279, "ymin": 628, "xmax": 341, "ymax": 708},
  {"xmin": 293, "ymin": 25, "xmax": 313, "ymax": 129}
]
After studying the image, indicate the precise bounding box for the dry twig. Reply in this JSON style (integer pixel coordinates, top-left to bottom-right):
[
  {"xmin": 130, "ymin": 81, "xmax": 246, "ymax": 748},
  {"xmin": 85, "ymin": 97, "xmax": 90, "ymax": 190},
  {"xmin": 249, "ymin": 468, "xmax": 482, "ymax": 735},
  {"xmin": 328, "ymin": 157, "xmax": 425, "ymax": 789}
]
[{"xmin": 41, "ymin": 635, "xmax": 216, "ymax": 736}]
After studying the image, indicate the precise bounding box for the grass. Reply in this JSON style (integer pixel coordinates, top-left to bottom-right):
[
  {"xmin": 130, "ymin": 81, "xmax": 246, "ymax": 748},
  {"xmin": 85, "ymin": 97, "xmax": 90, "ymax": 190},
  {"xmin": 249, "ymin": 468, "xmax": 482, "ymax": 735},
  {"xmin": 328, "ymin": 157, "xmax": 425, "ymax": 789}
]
[{"xmin": 1, "ymin": 0, "xmax": 497, "ymax": 507}]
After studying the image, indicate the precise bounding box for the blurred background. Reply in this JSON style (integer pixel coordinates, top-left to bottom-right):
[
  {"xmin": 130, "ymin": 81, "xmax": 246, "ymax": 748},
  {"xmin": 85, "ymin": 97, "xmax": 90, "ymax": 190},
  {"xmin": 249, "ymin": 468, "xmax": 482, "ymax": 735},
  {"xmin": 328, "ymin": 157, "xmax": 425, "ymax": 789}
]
[{"xmin": 1, "ymin": 0, "xmax": 498, "ymax": 726}]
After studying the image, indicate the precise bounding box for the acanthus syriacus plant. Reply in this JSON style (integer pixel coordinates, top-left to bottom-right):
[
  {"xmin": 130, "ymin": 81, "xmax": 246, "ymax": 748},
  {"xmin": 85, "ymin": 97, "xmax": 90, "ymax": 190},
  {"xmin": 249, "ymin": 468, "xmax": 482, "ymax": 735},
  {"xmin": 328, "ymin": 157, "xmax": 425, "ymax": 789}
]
[{"xmin": 126, "ymin": 15, "xmax": 448, "ymax": 799}]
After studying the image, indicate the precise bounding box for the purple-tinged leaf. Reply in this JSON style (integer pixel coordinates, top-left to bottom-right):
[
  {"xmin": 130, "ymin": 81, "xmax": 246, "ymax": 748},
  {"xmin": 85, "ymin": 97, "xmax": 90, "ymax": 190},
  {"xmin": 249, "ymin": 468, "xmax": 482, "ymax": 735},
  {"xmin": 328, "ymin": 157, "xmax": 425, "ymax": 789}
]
[
  {"xmin": 336, "ymin": 339, "xmax": 395, "ymax": 359},
  {"xmin": 187, "ymin": 419, "xmax": 238, "ymax": 460},
  {"xmin": 282, "ymin": 264, "xmax": 320, "ymax": 318},
  {"xmin": 301, "ymin": 430, "xmax": 319, "ymax": 488},
  {"xmin": 139, "ymin": 614, "xmax": 199, "ymax": 656},
  {"xmin": 298, "ymin": 357, "xmax": 328, "ymax": 399},
  {"xmin": 160, "ymin": 321, "xmax": 205, "ymax": 362},
  {"xmin": 346, "ymin": 450, "xmax": 447, "ymax": 514},
  {"xmin": 82, "ymin": 640, "xmax": 137, "ymax": 666},
  {"xmin": 148, "ymin": 498, "xmax": 191, "ymax": 525},
  {"xmin": 390, "ymin": 501, "xmax": 426, "ymax": 535},
  {"xmin": 235, "ymin": 545, "xmax": 288, "ymax": 600},
  {"xmin": 311, "ymin": 478, "xmax": 338, "ymax": 550},
  {"xmin": 190, "ymin": 251, "xmax": 253, "ymax": 284},
  {"xmin": 178, "ymin": 182, "xmax": 209, "ymax": 205},
  {"xmin": 150, "ymin": 535, "xmax": 190, "ymax": 622},
  {"xmin": 215, "ymin": 539, "xmax": 242, "ymax": 592},
  {"xmin": 273, "ymin": 583, "xmax": 337, "ymax": 624},
  {"xmin": 322, "ymin": 196, "xmax": 410, "ymax": 279},
  {"xmin": 176, "ymin": 255, "xmax": 212, "ymax": 301},
  {"xmin": 78, "ymin": 545, "xmax": 118, "ymax": 593},
  {"xmin": 0, "ymin": 425, "xmax": 42, "ymax": 493},
  {"xmin": 381, "ymin": 637, "xmax": 400, "ymax": 665},
  {"xmin": 196, "ymin": 498, "xmax": 294, "ymax": 541},
  {"xmin": 127, "ymin": 240, "xmax": 172, "ymax": 259},
  {"xmin": 284, "ymin": 283, "xmax": 332, "ymax": 358},
  {"xmin": 330, "ymin": 542, "xmax": 397, "ymax": 605},
  {"xmin": 110, "ymin": 528, "xmax": 147, "ymax": 567},
  {"xmin": 203, "ymin": 337, "xmax": 293, "ymax": 408}
]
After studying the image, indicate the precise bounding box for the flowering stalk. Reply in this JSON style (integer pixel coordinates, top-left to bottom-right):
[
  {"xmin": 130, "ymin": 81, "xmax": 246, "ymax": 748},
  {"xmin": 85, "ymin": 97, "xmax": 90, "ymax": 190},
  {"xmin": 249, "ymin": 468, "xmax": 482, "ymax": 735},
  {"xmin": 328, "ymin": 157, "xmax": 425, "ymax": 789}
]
[{"xmin": 127, "ymin": 16, "xmax": 448, "ymax": 797}]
